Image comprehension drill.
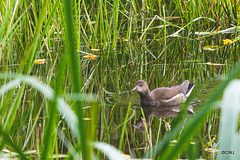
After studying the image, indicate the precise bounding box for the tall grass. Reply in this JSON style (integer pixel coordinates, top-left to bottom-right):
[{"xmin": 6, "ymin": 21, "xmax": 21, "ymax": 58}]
[{"xmin": 0, "ymin": 0, "xmax": 240, "ymax": 159}]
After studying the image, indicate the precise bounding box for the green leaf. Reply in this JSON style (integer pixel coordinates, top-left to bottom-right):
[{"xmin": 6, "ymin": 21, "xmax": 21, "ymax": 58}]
[
  {"xmin": 93, "ymin": 142, "xmax": 128, "ymax": 160},
  {"xmin": 219, "ymin": 80, "xmax": 240, "ymax": 160}
]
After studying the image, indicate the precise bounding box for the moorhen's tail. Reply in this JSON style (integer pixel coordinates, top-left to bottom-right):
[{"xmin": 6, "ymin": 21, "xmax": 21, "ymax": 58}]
[
  {"xmin": 186, "ymin": 83, "xmax": 195, "ymax": 98},
  {"xmin": 181, "ymin": 80, "xmax": 190, "ymax": 91}
]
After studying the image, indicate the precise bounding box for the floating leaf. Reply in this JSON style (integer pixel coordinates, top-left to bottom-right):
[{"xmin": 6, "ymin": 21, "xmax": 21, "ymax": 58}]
[
  {"xmin": 121, "ymin": 38, "xmax": 129, "ymax": 41},
  {"xmin": 34, "ymin": 59, "xmax": 46, "ymax": 64},
  {"xmin": 90, "ymin": 48, "xmax": 100, "ymax": 51},
  {"xmin": 223, "ymin": 39, "xmax": 232, "ymax": 45},
  {"xmin": 195, "ymin": 26, "xmax": 240, "ymax": 35},
  {"xmin": 204, "ymin": 148, "xmax": 218, "ymax": 153},
  {"xmin": 203, "ymin": 45, "xmax": 219, "ymax": 51},
  {"xmin": 206, "ymin": 62, "xmax": 225, "ymax": 66},
  {"xmin": 83, "ymin": 54, "xmax": 97, "ymax": 60},
  {"xmin": 194, "ymin": 31, "xmax": 211, "ymax": 36},
  {"xmin": 83, "ymin": 118, "xmax": 91, "ymax": 120}
]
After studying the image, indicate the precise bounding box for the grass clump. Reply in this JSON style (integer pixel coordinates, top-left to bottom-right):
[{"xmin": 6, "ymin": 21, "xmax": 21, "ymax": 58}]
[{"xmin": 0, "ymin": 0, "xmax": 240, "ymax": 159}]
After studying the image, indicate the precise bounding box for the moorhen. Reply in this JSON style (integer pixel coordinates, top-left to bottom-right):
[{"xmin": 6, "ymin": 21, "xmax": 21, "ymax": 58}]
[{"xmin": 132, "ymin": 80, "xmax": 195, "ymax": 107}]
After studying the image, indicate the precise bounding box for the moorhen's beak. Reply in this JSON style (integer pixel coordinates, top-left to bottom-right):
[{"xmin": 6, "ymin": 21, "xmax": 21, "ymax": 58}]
[
  {"xmin": 132, "ymin": 123, "xmax": 146, "ymax": 132},
  {"xmin": 132, "ymin": 86, "xmax": 138, "ymax": 92},
  {"xmin": 132, "ymin": 124, "xmax": 137, "ymax": 128}
]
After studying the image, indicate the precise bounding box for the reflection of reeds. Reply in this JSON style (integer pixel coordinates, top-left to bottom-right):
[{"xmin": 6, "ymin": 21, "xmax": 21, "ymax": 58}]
[{"xmin": 0, "ymin": 0, "xmax": 240, "ymax": 159}]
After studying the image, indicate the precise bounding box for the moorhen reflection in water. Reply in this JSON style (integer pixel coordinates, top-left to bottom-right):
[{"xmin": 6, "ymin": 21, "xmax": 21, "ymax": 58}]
[{"xmin": 133, "ymin": 105, "xmax": 194, "ymax": 132}]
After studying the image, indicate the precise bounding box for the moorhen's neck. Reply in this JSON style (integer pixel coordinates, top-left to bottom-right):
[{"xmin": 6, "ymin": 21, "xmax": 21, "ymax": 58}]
[
  {"xmin": 139, "ymin": 87, "xmax": 151, "ymax": 97},
  {"xmin": 139, "ymin": 89, "xmax": 153, "ymax": 105}
]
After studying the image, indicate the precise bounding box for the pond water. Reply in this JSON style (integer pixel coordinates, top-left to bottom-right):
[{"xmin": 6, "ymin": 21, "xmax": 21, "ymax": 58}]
[
  {"xmin": 1, "ymin": 1, "xmax": 240, "ymax": 158},
  {"xmin": 101, "ymin": 77, "xmax": 221, "ymax": 158}
]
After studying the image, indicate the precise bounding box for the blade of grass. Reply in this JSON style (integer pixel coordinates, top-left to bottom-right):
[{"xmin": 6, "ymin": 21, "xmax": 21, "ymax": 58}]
[{"xmin": 62, "ymin": 0, "xmax": 91, "ymax": 159}]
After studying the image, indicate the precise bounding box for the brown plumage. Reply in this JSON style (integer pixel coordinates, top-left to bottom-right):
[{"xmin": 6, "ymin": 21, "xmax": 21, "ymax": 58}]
[{"xmin": 132, "ymin": 80, "xmax": 195, "ymax": 107}]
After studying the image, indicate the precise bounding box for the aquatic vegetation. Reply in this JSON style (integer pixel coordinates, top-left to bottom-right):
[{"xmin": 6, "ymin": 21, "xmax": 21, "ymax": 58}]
[
  {"xmin": 223, "ymin": 39, "xmax": 232, "ymax": 45},
  {"xmin": 34, "ymin": 59, "xmax": 46, "ymax": 64},
  {"xmin": 83, "ymin": 54, "xmax": 98, "ymax": 60},
  {"xmin": 0, "ymin": 0, "xmax": 240, "ymax": 159}
]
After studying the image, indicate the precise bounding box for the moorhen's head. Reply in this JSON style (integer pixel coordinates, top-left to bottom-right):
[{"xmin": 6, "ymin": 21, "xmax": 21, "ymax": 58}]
[
  {"xmin": 132, "ymin": 80, "xmax": 149, "ymax": 94},
  {"xmin": 132, "ymin": 122, "xmax": 146, "ymax": 132}
]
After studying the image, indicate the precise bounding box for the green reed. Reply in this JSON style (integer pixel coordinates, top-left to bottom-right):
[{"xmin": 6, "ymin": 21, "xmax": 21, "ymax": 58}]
[{"xmin": 0, "ymin": 0, "xmax": 240, "ymax": 159}]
